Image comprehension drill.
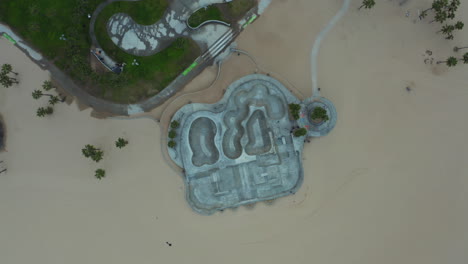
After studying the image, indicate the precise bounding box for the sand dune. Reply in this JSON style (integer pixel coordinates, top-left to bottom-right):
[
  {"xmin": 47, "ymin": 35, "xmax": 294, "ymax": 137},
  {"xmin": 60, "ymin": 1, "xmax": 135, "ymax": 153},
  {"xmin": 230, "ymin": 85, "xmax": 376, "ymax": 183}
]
[{"xmin": 1, "ymin": 0, "xmax": 467, "ymax": 263}]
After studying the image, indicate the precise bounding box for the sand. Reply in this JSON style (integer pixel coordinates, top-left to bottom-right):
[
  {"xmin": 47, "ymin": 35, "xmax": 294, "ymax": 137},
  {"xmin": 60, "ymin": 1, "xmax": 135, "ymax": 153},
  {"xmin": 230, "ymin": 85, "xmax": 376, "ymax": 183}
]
[{"xmin": 1, "ymin": 0, "xmax": 468, "ymax": 263}]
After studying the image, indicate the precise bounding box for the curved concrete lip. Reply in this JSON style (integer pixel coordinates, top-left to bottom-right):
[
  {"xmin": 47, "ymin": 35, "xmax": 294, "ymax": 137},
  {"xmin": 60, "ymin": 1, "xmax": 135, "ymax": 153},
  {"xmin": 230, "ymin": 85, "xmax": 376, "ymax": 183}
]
[{"xmin": 168, "ymin": 74, "xmax": 305, "ymax": 215}]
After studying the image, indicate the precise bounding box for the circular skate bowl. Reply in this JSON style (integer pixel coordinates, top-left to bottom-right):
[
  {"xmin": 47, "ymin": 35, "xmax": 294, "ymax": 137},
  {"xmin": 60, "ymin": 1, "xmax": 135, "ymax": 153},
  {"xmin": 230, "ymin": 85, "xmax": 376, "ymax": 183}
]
[{"xmin": 303, "ymin": 96, "xmax": 337, "ymax": 137}]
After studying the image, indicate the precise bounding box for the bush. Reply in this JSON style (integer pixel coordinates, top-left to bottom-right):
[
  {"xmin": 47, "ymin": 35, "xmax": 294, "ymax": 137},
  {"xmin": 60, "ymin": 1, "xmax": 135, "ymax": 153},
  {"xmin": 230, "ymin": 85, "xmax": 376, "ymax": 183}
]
[
  {"xmin": 168, "ymin": 140, "xmax": 176, "ymax": 148},
  {"xmin": 289, "ymin": 103, "xmax": 301, "ymax": 120},
  {"xmin": 170, "ymin": 120, "xmax": 180, "ymax": 129},
  {"xmin": 168, "ymin": 130, "xmax": 177, "ymax": 139},
  {"xmin": 311, "ymin": 107, "xmax": 329, "ymax": 122},
  {"xmin": 293, "ymin": 128, "xmax": 307, "ymax": 137}
]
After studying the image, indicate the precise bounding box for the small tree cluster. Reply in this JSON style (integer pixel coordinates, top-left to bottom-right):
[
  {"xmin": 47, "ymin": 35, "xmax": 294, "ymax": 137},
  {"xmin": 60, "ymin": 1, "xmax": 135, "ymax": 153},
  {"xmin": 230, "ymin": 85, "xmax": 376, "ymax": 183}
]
[
  {"xmin": 168, "ymin": 120, "xmax": 179, "ymax": 148},
  {"xmin": 0, "ymin": 64, "xmax": 19, "ymax": 88},
  {"xmin": 293, "ymin": 128, "xmax": 308, "ymax": 137},
  {"xmin": 288, "ymin": 103, "xmax": 301, "ymax": 120},
  {"xmin": 437, "ymin": 52, "xmax": 468, "ymax": 66},
  {"xmin": 311, "ymin": 107, "xmax": 330, "ymax": 122},
  {"xmin": 32, "ymin": 80, "xmax": 62, "ymax": 117},
  {"xmin": 420, "ymin": 0, "xmax": 463, "ymax": 40},
  {"xmin": 82, "ymin": 144, "xmax": 104, "ymax": 163}
]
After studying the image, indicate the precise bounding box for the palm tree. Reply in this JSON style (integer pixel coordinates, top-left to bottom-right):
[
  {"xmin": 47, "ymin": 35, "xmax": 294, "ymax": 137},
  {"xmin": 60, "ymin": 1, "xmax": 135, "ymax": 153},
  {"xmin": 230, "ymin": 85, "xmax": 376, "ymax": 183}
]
[
  {"xmin": 42, "ymin": 80, "xmax": 53, "ymax": 91},
  {"xmin": 95, "ymin": 169, "xmax": 106, "ymax": 180},
  {"xmin": 437, "ymin": 56, "xmax": 458, "ymax": 66},
  {"xmin": 454, "ymin": 21, "xmax": 464, "ymax": 30},
  {"xmin": 48, "ymin": 96, "xmax": 60, "ymax": 105},
  {"xmin": 1, "ymin": 64, "xmax": 18, "ymax": 75},
  {"xmin": 36, "ymin": 107, "xmax": 47, "ymax": 117},
  {"xmin": 32, "ymin": 90, "xmax": 43, "ymax": 99},
  {"xmin": 359, "ymin": 0, "xmax": 375, "ymax": 10},
  {"xmin": 115, "ymin": 138, "xmax": 128, "ymax": 148},
  {"xmin": 81, "ymin": 144, "xmax": 104, "ymax": 162},
  {"xmin": 0, "ymin": 74, "xmax": 15, "ymax": 88},
  {"xmin": 36, "ymin": 107, "xmax": 53, "ymax": 117},
  {"xmin": 461, "ymin": 53, "xmax": 468, "ymax": 64}
]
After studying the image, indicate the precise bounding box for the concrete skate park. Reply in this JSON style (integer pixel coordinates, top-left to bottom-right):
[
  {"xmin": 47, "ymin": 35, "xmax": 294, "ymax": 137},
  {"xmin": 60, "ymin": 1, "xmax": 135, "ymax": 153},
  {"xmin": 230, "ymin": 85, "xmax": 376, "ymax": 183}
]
[{"xmin": 169, "ymin": 74, "xmax": 337, "ymax": 215}]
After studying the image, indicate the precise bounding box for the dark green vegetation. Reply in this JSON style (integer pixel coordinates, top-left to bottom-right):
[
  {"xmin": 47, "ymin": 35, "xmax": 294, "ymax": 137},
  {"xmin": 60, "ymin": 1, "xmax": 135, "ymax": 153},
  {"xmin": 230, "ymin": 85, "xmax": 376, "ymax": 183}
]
[
  {"xmin": 115, "ymin": 137, "xmax": 128, "ymax": 149},
  {"xmin": 94, "ymin": 0, "xmax": 201, "ymax": 102},
  {"xmin": 0, "ymin": 0, "xmax": 200, "ymax": 103},
  {"xmin": 95, "ymin": 169, "xmax": 106, "ymax": 180},
  {"xmin": 437, "ymin": 53, "xmax": 468, "ymax": 66},
  {"xmin": 188, "ymin": 6, "xmax": 226, "ymax": 28},
  {"xmin": 32, "ymin": 81, "xmax": 62, "ymax": 117},
  {"xmin": 170, "ymin": 120, "xmax": 180, "ymax": 129},
  {"xmin": 293, "ymin": 128, "xmax": 308, "ymax": 137},
  {"xmin": 419, "ymin": 0, "xmax": 463, "ymax": 40},
  {"xmin": 0, "ymin": 64, "xmax": 19, "ymax": 88},
  {"xmin": 82, "ymin": 144, "xmax": 104, "ymax": 163},
  {"xmin": 288, "ymin": 103, "xmax": 301, "ymax": 120},
  {"xmin": 188, "ymin": 0, "xmax": 255, "ymax": 28},
  {"xmin": 310, "ymin": 107, "xmax": 329, "ymax": 122},
  {"xmin": 359, "ymin": 0, "xmax": 376, "ymax": 10},
  {"xmin": 168, "ymin": 140, "xmax": 176, "ymax": 148},
  {"xmin": 97, "ymin": 0, "xmax": 168, "ymax": 26},
  {"xmin": 168, "ymin": 130, "xmax": 177, "ymax": 139}
]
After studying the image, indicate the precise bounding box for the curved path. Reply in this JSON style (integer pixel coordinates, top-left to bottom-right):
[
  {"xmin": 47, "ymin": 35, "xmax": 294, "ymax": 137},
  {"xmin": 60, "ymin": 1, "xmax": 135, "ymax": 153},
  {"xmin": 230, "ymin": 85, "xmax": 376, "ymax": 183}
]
[{"xmin": 311, "ymin": 0, "xmax": 351, "ymax": 96}]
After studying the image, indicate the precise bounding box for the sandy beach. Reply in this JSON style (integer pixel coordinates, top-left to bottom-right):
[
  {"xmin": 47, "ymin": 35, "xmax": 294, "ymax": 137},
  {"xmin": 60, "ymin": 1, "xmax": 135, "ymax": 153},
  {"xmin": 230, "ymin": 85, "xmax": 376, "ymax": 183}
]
[{"xmin": 1, "ymin": 0, "xmax": 467, "ymax": 263}]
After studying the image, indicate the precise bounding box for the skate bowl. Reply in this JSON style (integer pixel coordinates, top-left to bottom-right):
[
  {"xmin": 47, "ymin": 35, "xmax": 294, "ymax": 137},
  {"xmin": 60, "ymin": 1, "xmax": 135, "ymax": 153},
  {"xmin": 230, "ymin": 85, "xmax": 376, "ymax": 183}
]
[{"xmin": 169, "ymin": 74, "xmax": 306, "ymax": 215}]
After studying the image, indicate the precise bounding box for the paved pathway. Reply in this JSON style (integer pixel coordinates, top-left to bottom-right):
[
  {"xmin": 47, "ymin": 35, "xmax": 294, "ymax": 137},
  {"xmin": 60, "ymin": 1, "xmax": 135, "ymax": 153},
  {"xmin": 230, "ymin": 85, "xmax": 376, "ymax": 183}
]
[{"xmin": 311, "ymin": 0, "xmax": 351, "ymax": 96}]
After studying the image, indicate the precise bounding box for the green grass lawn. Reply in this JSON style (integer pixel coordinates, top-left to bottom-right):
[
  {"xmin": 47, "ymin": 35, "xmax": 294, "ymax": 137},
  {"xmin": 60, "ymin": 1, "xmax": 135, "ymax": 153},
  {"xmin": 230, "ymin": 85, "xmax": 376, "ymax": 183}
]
[
  {"xmin": 187, "ymin": 0, "xmax": 256, "ymax": 28},
  {"xmin": 188, "ymin": 6, "xmax": 227, "ymax": 28},
  {"xmin": 0, "ymin": 0, "xmax": 201, "ymax": 104}
]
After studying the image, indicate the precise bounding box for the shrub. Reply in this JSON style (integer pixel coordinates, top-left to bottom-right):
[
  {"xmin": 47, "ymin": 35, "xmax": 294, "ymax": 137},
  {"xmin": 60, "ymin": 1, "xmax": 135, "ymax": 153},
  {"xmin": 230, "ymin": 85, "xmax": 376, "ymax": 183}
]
[
  {"xmin": 170, "ymin": 120, "xmax": 180, "ymax": 129},
  {"xmin": 311, "ymin": 107, "xmax": 329, "ymax": 122},
  {"xmin": 293, "ymin": 128, "xmax": 307, "ymax": 137},
  {"xmin": 168, "ymin": 140, "xmax": 176, "ymax": 148},
  {"xmin": 168, "ymin": 130, "xmax": 177, "ymax": 139},
  {"xmin": 289, "ymin": 103, "xmax": 301, "ymax": 120}
]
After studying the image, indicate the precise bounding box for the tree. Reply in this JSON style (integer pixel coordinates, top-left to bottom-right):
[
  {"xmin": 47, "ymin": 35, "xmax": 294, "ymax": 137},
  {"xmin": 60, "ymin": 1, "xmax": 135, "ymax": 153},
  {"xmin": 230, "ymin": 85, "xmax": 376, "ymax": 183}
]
[
  {"xmin": 82, "ymin": 144, "xmax": 104, "ymax": 162},
  {"xmin": 293, "ymin": 128, "xmax": 308, "ymax": 137},
  {"xmin": 454, "ymin": 21, "xmax": 464, "ymax": 30},
  {"xmin": 168, "ymin": 130, "xmax": 177, "ymax": 139},
  {"xmin": 0, "ymin": 74, "xmax": 16, "ymax": 88},
  {"xmin": 115, "ymin": 138, "xmax": 128, "ymax": 149},
  {"xmin": 48, "ymin": 96, "xmax": 60, "ymax": 105},
  {"xmin": 42, "ymin": 80, "xmax": 53, "ymax": 91},
  {"xmin": 32, "ymin": 89, "xmax": 43, "ymax": 99},
  {"xmin": 95, "ymin": 169, "xmax": 106, "ymax": 180},
  {"xmin": 36, "ymin": 106, "xmax": 53, "ymax": 117},
  {"xmin": 1, "ymin": 64, "xmax": 17, "ymax": 75},
  {"xmin": 437, "ymin": 56, "xmax": 458, "ymax": 66},
  {"xmin": 170, "ymin": 120, "xmax": 180, "ymax": 129},
  {"xmin": 288, "ymin": 103, "xmax": 301, "ymax": 120},
  {"xmin": 461, "ymin": 53, "xmax": 468, "ymax": 64},
  {"xmin": 310, "ymin": 107, "xmax": 330, "ymax": 122},
  {"xmin": 168, "ymin": 140, "xmax": 176, "ymax": 148},
  {"xmin": 359, "ymin": 0, "xmax": 375, "ymax": 10}
]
